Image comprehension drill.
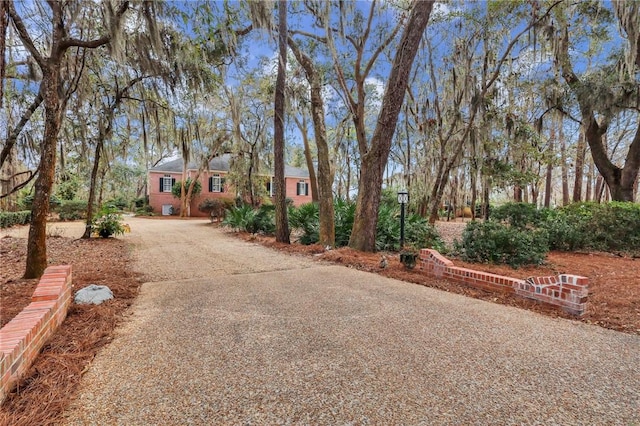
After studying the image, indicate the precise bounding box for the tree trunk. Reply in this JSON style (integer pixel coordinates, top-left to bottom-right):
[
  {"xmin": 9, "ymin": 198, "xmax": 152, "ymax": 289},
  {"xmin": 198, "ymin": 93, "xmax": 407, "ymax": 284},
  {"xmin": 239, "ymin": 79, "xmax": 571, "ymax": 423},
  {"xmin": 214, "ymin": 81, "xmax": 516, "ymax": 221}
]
[
  {"xmin": 585, "ymin": 159, "xmax": 594, "ymax": 202},
  {"xmin": 288, "ymin": 36, "xmax": 335, "ymax": 247},
  {"xmin": 274, "ymin": 1, "xmax": 289, "ymax": 243},
  {"xmin": 349, "ymin": 1, "xmax": 434, "ymax": 251},
  {"xmin": 82, "ymin": 139, "xmax": 103, "ymax": 238},
  {"xmin": 573, "ymin": 126, "xmax": 586, "ymax": 202},
  {"xmin": 298, "ymin": 114, "xmax": 319, "ymax": 202},
  {"xmin": 560, "ymin": 123, "xmax": 570, "ymax": 206},
  {"xmin": 25, "ymin": 67, "xmax": 61, "ymax": 278}
]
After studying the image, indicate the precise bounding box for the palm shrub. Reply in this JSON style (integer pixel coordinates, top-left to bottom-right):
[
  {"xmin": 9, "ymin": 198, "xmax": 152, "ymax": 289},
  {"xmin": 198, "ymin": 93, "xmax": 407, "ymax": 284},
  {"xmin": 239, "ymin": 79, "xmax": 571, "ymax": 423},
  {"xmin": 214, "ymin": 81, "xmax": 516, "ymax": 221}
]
[
  {"xmin": 223, "ymin": 204, "xmax": 275, "ymax": 234},
  {"xmin": 288, "ymin": 202, "xmax": 319, "ymax": 245},
  {"xmin": 334, "ymin": 198, "xmax": 356, "ymax": 247},
  {"xmin": 376, "ymin": 204, "xmax": 401, "ymax": 251}
]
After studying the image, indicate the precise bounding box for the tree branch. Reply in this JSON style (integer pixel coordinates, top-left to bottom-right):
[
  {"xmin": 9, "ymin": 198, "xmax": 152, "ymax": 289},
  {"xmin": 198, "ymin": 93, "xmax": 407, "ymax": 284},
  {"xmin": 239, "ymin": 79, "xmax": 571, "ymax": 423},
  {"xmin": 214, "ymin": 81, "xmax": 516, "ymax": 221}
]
[{"xmin": 6, "ymin": 1, "xmax": 45, "ymax": 68}]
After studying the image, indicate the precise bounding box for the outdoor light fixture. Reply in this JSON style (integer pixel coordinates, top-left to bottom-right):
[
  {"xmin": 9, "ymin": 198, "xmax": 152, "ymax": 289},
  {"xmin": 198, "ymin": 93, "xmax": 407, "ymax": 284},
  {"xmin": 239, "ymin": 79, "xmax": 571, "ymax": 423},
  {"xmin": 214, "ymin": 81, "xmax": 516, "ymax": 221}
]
[{"xmin": 397, "ymin": 189, "xmax": 409, "ymax": 248}]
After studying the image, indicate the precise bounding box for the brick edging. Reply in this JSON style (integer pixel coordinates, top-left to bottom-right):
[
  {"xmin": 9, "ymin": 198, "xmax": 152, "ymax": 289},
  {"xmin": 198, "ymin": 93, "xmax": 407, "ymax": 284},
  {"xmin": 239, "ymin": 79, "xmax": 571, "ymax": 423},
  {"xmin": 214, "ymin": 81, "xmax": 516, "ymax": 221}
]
[
  {"xmin": 418, "ymin": 249, "xmax": 588, "ymax": 315},
  {"xmin": 0, "ymin": 265, "xmax": 73, "ymax": 404}
]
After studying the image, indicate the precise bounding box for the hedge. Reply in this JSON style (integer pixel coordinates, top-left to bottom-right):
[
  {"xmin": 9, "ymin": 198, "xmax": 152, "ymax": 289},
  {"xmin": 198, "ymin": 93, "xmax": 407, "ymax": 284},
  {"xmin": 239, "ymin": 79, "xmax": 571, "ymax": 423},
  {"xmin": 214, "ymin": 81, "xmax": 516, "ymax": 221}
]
[{"xmin": 0, "ymin": 211, "xmax": 31, "ymax": 228}]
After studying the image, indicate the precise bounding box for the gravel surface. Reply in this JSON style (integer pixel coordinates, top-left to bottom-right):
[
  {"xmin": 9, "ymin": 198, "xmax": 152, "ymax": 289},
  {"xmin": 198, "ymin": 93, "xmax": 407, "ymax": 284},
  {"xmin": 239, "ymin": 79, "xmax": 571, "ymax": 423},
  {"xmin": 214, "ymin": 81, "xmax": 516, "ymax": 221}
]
[{"xmin": 62, "ymin": 217, "xmax": 639, "ymax": 425}]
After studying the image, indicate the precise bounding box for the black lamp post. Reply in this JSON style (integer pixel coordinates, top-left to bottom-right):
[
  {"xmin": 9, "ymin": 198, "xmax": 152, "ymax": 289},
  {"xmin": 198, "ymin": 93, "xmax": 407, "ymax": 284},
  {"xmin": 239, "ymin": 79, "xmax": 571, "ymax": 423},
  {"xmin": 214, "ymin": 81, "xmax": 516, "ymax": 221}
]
[{"xmin": 397, "ymin": 189, "xmax": 409, "ymax": 249}]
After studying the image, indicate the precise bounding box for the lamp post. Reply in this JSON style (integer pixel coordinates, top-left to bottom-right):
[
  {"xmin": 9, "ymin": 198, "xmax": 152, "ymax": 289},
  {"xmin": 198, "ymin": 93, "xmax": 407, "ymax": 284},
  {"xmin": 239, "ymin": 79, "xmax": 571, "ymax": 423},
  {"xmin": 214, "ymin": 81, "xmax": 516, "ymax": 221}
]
[{"xmin": 397, "ymin": 189, "xmax": 409, "ymax": 249}]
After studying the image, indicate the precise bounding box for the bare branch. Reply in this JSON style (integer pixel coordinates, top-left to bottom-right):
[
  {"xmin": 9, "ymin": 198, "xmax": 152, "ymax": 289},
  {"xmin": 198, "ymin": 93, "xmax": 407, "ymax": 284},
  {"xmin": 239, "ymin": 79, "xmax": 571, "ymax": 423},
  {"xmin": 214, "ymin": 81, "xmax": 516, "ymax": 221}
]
[{"xmin": 6, "ymin": 1, "xmax": 45, "ymax": 68}]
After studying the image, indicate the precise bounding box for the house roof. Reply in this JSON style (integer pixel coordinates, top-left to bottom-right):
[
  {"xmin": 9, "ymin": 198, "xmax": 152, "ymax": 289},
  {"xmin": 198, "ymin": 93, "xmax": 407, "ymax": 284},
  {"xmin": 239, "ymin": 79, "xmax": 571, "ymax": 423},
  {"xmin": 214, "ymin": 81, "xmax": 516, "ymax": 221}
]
[{"xmin": 149, "ymin": 154, "xmax": 310, "ymax": 178}]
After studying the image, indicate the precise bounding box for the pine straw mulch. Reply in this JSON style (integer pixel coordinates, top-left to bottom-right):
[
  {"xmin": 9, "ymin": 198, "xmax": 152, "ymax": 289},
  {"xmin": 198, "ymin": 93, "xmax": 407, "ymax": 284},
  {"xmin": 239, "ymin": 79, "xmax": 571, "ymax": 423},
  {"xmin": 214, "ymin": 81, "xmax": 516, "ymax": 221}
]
[
  {"xmin": 0, "ymin": 235, "xmax": 142, "ymax": 426},
  {"xmin": 237, "ymin": 232, "xmax": 640, "ymax": 335}
]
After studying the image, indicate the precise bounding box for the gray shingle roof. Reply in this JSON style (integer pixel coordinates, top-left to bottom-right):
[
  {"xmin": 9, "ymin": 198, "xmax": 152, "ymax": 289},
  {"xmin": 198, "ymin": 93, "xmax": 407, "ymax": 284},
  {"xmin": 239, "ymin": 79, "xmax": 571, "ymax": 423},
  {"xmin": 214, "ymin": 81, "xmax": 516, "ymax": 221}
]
[{"xmin": 149, "ymin": 154, "xmax": 310, "ymax": 178}]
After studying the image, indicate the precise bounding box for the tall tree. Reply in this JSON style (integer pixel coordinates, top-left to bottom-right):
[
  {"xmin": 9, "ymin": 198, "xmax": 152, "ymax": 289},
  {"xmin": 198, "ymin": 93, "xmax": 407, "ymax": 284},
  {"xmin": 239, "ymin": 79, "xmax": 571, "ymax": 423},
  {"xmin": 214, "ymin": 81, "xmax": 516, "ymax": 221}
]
[
  {"xmin": 7, "ymin": 0, "xmax": 131, "ymax": 277},
  {"xmin": 274, "ymin": 1, "xmax": 290, "ymax": 243},
  {"xmin": 322, "ymin": 0, "xmax": 434, "ymax": 251},
  {"xmin": 288, "ymin": 35, "xmax": 335, "ymax": 247},
  {"xmin": 554, "ymin": 3, "xmax": 640, "ymax": 202}
]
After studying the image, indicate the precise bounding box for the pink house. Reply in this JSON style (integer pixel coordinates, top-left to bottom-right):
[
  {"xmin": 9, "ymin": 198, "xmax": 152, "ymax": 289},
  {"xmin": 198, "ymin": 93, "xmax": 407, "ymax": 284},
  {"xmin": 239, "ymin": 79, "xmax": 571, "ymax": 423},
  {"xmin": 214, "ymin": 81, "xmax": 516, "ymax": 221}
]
[{"xmin": 148, "ymin": 154, "xmax": 313, "ymax": 217}]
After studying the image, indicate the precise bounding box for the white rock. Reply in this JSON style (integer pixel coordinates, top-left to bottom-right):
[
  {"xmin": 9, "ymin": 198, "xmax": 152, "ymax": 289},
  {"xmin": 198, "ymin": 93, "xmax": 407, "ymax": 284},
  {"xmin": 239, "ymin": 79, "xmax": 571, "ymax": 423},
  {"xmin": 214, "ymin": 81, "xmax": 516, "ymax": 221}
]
[{"xmin": 74, "ymin": 284, "xmax": 114, "ymax": 305}]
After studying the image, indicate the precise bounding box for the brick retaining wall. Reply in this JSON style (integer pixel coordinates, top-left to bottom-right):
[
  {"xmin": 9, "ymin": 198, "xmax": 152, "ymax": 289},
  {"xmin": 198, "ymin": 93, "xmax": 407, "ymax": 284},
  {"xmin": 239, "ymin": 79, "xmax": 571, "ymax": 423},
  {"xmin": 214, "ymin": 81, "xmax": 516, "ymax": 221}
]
[
  {"xmin": 0, "ymin": 265, "xmax": 73, "ymax": 404},
  {"xmin": 418, "ymin": 249, "xmax": 588, "ymax": 315}
]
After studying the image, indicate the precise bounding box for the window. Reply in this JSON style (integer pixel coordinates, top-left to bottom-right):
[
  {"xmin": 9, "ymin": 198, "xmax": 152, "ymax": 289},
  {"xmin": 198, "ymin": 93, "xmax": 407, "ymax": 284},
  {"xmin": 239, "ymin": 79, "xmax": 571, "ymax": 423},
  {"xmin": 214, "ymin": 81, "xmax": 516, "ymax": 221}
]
[
  {"xmin": 296, "ymin": 180, "xmax": 309, "ymax": 196},
  {"xmin": 160, "ymin": 175, "xmax": 175, "ymax": 193},
  {"xmin": 266, "ymin": 177, "xmax": 274, "ymax": 196},
  {"xmin": 209, "ymin": 174, "xmax": 223, "ymax": 193}
]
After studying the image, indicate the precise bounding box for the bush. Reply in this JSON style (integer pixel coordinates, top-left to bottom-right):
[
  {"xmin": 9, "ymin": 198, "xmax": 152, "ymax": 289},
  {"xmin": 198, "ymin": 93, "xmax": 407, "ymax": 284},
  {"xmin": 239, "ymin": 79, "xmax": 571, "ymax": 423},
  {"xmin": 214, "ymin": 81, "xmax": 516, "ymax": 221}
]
[
  {"xmin": 0, "ymin": 211, "xmax": 31, "ymax": 228},
  {"xmin": 455, "ymin": 221, "xmax": 548, "ymax": 268},
  {"xmin": 223, "ymin": 204, "xmax": 275, "ymax": 234},
  {"xmin": 334, "ymin": 198, "xmax": 356, "ymax": 247},
  {"xmin": 20, "ymin": 194, "xmax": 61, "ymax": 211},
  {"xmin": 288, "ymin": 202, "xmax": 319, "ymax": 245},
  {"xmin": 198, "ymin": 198, "xmax": 234, "ymax": 221},
  {"xmin": 375, "ymin": 204, "xmax": 401, "ymax": 251},
  {"xmin": 541, "ymin": 202, "xmax": 640, "ymax": 254},
  {"xmin": 405, "ymin": 214, "xmax": 445, "ymax": 252},
  {"xmin": 104, "ymin": 196, "xmax": 128, "ymax": 211},
  {"xmin": 56, "ymin": 200, "xmax": 88, "ymax": 221},
  {"xmin": 93, "ymin": 208, "xmax": 125, "ymax": 238},
  {"xmin": 491, "ymin": 202, "xmax": 543, "ymax": 228}
]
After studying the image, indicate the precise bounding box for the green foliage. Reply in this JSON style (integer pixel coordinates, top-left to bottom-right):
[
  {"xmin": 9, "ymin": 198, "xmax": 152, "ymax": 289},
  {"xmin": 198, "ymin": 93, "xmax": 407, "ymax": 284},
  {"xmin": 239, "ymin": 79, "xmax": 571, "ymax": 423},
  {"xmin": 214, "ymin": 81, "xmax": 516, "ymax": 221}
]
[
  {"xmin": 542, "ymin": 202, "xmax": 640, "ymax": 254},
  {"xmin": 0, "ymin": 211, "xmax": 31, "ymax": 228},
  {"xmin": 93, "ymin": 208, "xmax": 125, "ymax": 238},
  {"xmin": 455, "ymin": 221, "xmax": 549, "ymax": 268},
  {"xmin": 20, "ymin": 194, "xmax": 61, "ymax": 211},
  {"xmin": 288, "ymin": 202, "xmax": 319, "ymax": 245},
  {"xmin": 55, "ymin": 177, "xmax": 81, "ymax": 201},
  {"xmin": 134, "ymin": 197, "xmax": 147, "ymax": 208},
  {"xmin": 223, "ymin": 204, "xmax": 275, "ymax": 234},
  {"xmin": 375, "ymin": 204, "xmax": 401, "ymax": 251},
  {"xmin": 171, "ymin": 179, "xmax": 202, "ymax": 199},
  {"xmin": 491, "ymin": 202, "xmax": 543, "ymax": 228},
  {"xmin": 104, "ymin": 196, "xmax": 129, "ymax": 211},
  {"xmin": 334, "ymin": 198, "xmax": 356, "ymax": 247},
  {"xmin": 405, "ymin": 215, "xmax": 445, "ymax": 253},
  {"xmin": 56, "ymin": 200, "xmax": 88, "ymax": 221}
]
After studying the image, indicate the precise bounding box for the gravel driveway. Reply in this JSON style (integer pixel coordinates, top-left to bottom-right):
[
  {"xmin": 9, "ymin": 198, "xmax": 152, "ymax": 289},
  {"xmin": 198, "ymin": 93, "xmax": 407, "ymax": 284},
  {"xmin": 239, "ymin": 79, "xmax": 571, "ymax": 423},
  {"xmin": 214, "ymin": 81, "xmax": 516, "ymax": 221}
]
[{"xmin": 62, "ymin": 217, "xmax": 639, "ymax": 425}]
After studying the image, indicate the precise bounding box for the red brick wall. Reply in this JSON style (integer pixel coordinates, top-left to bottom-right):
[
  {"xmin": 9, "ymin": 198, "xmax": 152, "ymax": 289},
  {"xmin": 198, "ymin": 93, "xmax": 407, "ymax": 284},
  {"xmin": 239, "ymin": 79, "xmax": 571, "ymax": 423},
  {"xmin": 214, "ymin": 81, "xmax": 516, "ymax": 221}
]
[
  {"xmin": 0, "ymin": 265, "xmax": 73, "ymax": 403},
  {"xmin": 418, "ymin": 249, "xmax": 589, "ymax": 315}
]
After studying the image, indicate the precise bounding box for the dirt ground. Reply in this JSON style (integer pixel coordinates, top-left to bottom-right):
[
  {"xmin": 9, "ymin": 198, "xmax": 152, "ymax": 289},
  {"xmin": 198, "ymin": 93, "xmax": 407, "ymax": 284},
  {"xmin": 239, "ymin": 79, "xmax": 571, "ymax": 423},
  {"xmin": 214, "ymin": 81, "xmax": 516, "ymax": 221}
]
[{"xmin": 1, "ymin": 218, "xmax": 639, "ymax": 424}]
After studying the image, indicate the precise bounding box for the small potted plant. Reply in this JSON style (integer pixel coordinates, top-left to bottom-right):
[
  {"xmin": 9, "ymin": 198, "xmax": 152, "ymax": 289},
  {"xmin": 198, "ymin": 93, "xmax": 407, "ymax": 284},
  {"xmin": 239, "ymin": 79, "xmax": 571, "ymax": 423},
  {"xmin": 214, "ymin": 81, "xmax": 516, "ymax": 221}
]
[
  {"xmin": 399, "ymin": 246, "xmax": 419, "ymax": 269},
  {"xmin": 93, "ymin": 208, "xmax": 125, "ymax": 238}
]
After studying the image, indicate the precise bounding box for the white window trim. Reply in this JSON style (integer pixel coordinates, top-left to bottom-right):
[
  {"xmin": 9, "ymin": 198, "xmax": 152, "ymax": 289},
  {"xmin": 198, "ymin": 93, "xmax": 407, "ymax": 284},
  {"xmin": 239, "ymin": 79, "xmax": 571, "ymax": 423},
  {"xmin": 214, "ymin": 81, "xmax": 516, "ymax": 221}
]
[
  {"xmin": 162, "ymin": 175, "xmax": 173, "ymax": 192},
  {"xmin": 211, "ymin": 174, "xmax": 221, "ymax": 193}
]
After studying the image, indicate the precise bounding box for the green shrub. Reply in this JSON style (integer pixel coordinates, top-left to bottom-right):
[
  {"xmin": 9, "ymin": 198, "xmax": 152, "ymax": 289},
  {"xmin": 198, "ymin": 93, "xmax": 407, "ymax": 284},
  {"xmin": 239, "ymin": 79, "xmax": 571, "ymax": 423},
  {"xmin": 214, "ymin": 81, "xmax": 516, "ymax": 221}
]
[
  {"xmin": 375, "ymin": 204, "xmax": 401, "ymax": 251},
  {"xmin": 540, "ymin": 202, "xmax": 640, "ymax": 254},
  {"xmin": 223, "ymin": 204, "xmax": 275, "ymax": 234},
  {"xmin": 198, "ymin": 198, "xmax": 234, "ymax": 221},
  {"xmin": 288, "ymin": 202, "xmax": 319, "ymax": 245},
  {"xmin": 589, "ymin": 202, "xmax": 640, "ymax": 253},
  {"xmin": 0, "ymin": 211, "xmax": 31, "ymax": 228},
  {"xmin": 455, "ymin": 221, "xmax": 548, "ymax": 268},
  {"xmin": 104, "ymin": 196, "xmax": 128, "ymax": 211},
  {"xmin": 334, "ymin": 198, "xmax": 356, "ymax": 247},
  {"xmin": 491, "ymin": 202, "xmax": 543, "ymax": 228},
  {"xmin": 93, "ymin": 208, "xmax": 125, "ymax": 238},
  {"xmin": 56, "ymin": 200, "xmax": 88, "ymax": 221},
  {"xmin": 20, "ymin": 194, "xmax": 61, "ymax": 211},
  {"xmin": 405, "ymin": 214, "xmax": 445, "ymax": 252}
]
